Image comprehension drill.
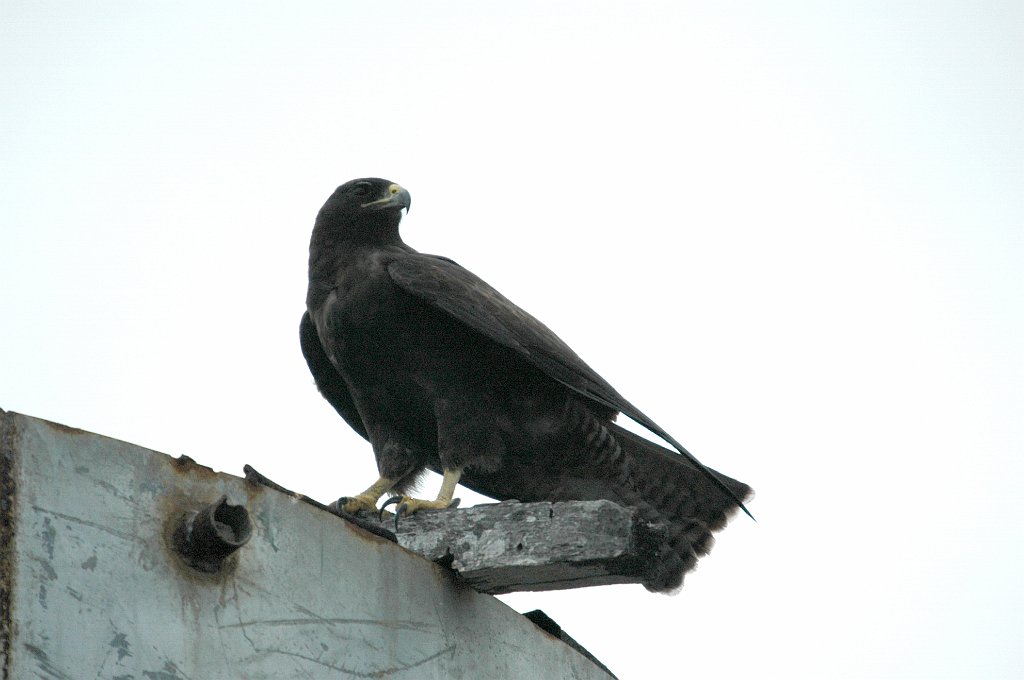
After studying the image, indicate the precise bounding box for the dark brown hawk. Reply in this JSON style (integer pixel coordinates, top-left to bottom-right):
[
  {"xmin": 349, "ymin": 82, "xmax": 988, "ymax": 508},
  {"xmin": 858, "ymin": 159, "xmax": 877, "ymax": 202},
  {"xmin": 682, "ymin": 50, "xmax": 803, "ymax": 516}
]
[{"xmin": 301, "ymin": 178, "xmax": 751, "ymax": 591}]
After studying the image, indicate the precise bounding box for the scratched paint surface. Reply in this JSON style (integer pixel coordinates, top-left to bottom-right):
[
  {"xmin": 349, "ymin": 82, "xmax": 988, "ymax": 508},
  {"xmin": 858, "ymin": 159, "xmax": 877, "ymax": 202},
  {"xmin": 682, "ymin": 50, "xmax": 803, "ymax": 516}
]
[{"xmin": 1, "ymin": 412, "xmax": 613, "ymax": 679}]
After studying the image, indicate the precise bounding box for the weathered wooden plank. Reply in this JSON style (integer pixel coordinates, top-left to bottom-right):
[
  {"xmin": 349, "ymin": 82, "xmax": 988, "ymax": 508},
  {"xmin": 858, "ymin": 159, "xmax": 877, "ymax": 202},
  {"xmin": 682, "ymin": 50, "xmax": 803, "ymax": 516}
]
[{"xmin": 362, "ymin": 499, "xmax": 667, "ymax": 594}]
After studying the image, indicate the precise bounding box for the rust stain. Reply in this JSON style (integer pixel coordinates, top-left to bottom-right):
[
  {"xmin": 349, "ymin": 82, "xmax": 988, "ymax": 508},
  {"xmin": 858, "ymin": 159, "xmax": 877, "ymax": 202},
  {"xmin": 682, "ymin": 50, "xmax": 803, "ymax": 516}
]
[
  {"xmin": 1, "ymin": 411, "xmax": 19, "ymax": 680},
  {"xmin": 40, "ymin": 419, "xmax": 88, "ymax": 436},
  {"xmin": 171, "ymin": 454, "xmax": 217, "ymax": 478},
  {"xmin": 158, "ymin": 488, "xmax": 247, "ymax": 585}
]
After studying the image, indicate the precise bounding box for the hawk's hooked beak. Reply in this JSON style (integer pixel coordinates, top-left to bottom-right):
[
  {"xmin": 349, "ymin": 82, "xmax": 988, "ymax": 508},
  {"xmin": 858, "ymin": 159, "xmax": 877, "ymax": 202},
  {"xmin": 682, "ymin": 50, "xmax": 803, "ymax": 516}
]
[{"xmin": 361, "ymin": 183, "xmax": 411, "ymax": 213}]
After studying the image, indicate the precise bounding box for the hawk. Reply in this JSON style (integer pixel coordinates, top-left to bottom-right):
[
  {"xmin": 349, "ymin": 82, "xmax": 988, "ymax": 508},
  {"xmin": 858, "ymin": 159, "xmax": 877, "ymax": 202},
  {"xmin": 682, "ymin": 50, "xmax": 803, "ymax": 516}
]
[{"xmin": 301, "ymin": 178, "xmax": 751, "ymax": 591}]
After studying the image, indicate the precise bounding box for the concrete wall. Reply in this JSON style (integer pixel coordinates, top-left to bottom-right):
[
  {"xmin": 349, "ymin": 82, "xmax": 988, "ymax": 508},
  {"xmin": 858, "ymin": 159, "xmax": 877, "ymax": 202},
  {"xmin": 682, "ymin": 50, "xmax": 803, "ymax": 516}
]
[{"xmin": 0, "ymin": 410, "xmax": 614, "ymax": 680}]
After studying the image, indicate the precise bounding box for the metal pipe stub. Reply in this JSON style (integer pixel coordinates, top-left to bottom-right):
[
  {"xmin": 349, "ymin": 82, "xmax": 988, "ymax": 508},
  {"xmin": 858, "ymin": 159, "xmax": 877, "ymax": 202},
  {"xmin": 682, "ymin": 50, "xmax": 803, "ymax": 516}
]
[{"xmin": 172, "ymin": 495, "xmax": 252, "ymax": 573}]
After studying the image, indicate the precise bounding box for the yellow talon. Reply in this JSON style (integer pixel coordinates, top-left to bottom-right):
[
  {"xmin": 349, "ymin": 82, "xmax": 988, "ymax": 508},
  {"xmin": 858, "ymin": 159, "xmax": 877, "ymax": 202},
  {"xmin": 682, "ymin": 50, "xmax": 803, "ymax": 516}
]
[
  {"xmin": 335, "ymin": 476, "xmax": 395, "ymax": 514},
  {"xmin": 339, "ymin": 494, "xmax": 379, "ymax": 514},
  {"xmin": 381, "ymin": 468, "xmax": 463, "ymax": 525},
  {"xmin": 398, "ymin": 496, "xmax": 460, "ymax": 513}
]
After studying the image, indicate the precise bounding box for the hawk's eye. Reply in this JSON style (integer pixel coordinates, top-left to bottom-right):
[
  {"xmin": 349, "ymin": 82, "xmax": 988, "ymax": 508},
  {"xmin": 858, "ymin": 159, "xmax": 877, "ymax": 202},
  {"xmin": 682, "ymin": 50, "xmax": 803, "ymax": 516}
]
[{"xmin": 353, "ymin": 183, "xmax": 372, "ymax": 197}]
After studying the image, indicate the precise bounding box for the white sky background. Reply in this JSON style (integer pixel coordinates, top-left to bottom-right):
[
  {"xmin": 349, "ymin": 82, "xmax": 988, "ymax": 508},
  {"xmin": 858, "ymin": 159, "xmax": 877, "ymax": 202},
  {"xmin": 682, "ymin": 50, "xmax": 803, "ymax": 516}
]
[{"xmin": 2, "ymin": 2, "xmax": 1022, "ymax": 678}]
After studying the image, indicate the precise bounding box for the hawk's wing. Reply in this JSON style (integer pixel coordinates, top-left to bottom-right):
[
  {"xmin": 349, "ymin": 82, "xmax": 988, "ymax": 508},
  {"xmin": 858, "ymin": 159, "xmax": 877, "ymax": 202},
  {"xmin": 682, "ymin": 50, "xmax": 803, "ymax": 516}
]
[
  {"xmin": 299, "ymin": 311, "xmax": 368, "ymax": 441},
  {"xmin": 387, "ymin": 254, "xmax": 750, "ymax": 514}
]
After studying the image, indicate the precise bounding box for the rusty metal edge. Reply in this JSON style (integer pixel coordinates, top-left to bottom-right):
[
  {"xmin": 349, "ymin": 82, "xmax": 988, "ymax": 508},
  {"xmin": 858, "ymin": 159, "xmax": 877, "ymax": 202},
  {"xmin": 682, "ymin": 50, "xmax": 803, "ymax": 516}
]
[{"xmin": 0, "ymin": 409, "xmax": 18, "ymax": 680}]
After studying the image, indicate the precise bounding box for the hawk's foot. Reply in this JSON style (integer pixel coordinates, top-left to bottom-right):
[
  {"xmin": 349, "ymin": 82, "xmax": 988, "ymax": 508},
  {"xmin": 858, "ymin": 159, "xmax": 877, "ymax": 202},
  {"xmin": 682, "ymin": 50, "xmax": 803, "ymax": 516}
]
[
  {"xmin": 380, "ymin": 495, "xmax": 461, "ymax": 528},
  {"xmin": 335, "ymin": 493, "xmax": 381, "ymax": 515},
  {"xmin": 332, "ymin": 476, "xmax": 397, "ymax": 515},
  {"xmin": 376, "ymin": 467, "xmax": 463, "ymax": 529}
]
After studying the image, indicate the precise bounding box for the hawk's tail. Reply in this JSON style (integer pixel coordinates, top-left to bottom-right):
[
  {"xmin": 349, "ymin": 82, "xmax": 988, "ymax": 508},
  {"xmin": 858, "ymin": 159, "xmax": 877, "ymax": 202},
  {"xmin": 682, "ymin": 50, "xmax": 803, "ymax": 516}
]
[{"xmin": 608, "ymin": 423, "xmax": 753, "ymax": 593}]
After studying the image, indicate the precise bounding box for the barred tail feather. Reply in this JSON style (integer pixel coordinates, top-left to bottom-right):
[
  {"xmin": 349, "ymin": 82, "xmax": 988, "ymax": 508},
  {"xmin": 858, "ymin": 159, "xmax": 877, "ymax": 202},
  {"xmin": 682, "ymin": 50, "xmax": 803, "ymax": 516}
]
[{"xmin": 608, "ymin": 423, "xmax": 752, "ymax": 593}]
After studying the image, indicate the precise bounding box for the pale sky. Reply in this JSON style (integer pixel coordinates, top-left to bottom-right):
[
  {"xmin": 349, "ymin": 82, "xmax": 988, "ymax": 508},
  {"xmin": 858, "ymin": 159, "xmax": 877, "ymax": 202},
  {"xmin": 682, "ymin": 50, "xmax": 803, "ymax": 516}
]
[{"xmin": 2, "ymin": 2, "xmax": 1022, "ymax": 678}]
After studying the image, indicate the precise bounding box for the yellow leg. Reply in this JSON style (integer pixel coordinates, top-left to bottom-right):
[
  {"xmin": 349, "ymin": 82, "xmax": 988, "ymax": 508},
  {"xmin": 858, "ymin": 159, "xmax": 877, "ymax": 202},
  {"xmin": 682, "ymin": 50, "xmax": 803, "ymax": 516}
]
[
  {"xmin": 386, "ymin": 467, "xmax": 463, "ymax": 518},
  {"xmin": 338, "ymin": 476, "xmax": 395, "ymax": 514},
  {"xmin": 434, "ymin": 467, "xmax": 462, "ymax": 507}
]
